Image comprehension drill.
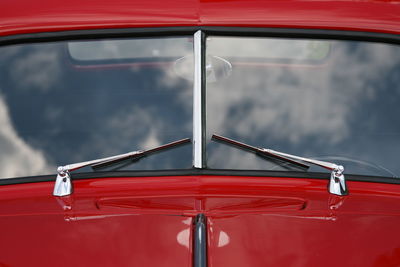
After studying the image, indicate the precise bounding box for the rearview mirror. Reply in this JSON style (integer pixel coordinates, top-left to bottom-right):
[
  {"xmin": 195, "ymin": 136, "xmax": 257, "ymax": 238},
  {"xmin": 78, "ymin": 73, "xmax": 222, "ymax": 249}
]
[{"xmin": 174, "ymin": 55, "xmax": 232, "ymax": 83}]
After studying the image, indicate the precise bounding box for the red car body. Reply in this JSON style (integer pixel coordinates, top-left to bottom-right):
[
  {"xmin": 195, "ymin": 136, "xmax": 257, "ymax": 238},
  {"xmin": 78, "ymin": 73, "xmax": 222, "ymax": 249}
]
[{"xmin": 0, "ymin": 0, "xmax": 400, "ymax": 266}]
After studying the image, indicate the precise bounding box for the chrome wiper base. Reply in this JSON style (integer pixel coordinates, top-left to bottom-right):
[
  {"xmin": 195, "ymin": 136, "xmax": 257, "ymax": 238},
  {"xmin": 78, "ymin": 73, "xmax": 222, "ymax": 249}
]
[
  {"xmin": 53, "ymin": 138, "xmax": 191, "ymax": 197},
  {"xmin": 53, "ymin": 168, "xmax": 73, "ymax": 197},
  {"xmin": 329, "ymin": 167, "xmax": 347, "ymax": 196}
]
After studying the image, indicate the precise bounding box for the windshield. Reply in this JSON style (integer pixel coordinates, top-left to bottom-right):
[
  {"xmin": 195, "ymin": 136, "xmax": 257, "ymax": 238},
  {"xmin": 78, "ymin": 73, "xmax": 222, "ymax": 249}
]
[
  {"xmin": 0, "ymin": 32, "xmax": 399, "ymax": 180},
  {"xmin": 206, "ymin": 36, "xmax": 400, "ymax": 177},
  {"xmin": 0, "ymin": 37, "xmax": 194, "ymax": 178}
]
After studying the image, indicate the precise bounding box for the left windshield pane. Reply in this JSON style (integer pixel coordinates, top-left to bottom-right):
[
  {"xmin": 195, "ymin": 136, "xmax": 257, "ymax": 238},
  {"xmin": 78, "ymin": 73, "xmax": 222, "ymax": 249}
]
[{"xmin": 0, "ymin": 36, "xmax": 194, "ymax": 178}]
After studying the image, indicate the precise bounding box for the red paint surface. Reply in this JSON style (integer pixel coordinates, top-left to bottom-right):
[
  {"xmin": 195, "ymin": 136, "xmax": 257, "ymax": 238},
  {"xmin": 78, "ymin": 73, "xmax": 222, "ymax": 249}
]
[
  {"xmin": 1, "ymin": 1, "xmax": 399, "ymax": 265},
  {"xmin": 0, "ymin": 176, "xmax": 400, "ymax": 266},
  {"xmin": 1, "ymin": 0, "xmax": 400, "ymax": 37},
  {"xmin": 207, "ymin": 212, "xmax": 400, "ymax": 267}
]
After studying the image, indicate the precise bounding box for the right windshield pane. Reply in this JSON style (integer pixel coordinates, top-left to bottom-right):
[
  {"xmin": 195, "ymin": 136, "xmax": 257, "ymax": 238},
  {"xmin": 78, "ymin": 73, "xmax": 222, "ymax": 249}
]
[{"xmin": 206, "ymin": 36, "xmax": 400, "ymax": 177}]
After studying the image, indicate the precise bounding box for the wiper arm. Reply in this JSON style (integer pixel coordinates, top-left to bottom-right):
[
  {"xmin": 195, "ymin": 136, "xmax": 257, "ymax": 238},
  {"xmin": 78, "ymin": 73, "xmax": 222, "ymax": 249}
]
[
  {"xmin": 261, "ymin": 147, "xmax": 347, "ymax": 195},
  {"xmin": 91, "ymin": 138, "xmax": 191, "ymax": 170},
  {"xmin": 212, "ymin": 134, "xmax": 348, "ymax": 196},
  {"xmin": 212, "ymin": 134, "xmax": 310, "ymax": 169},
  {"xmin": 53, "ymin": 138, "xmax": 191, "ymax": 196}
]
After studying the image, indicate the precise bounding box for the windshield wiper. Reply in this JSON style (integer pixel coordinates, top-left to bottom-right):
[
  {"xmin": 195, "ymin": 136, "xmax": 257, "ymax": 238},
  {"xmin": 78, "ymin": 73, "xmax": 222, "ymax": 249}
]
[
  {"xmin": 212, "ymin": 134, "xmax": 310, "ymax": 170},
  {"xmin": 53, "ymin": 138, "xmax": 191, "ymax": 196},
  {"xmin": 212, "ymin": 134, "xmax": 347, "ymax": 196}
]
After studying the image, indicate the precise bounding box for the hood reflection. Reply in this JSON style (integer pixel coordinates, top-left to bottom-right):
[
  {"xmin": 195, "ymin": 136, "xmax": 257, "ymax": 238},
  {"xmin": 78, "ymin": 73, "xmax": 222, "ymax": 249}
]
[{"xmin": 217, "ymin": 230, "xmax": 230, "ymax": 247}]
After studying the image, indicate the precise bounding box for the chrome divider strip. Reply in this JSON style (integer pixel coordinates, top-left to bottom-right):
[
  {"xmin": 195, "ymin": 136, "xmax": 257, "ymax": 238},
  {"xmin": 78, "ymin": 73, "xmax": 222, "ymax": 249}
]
[{"xmin": 193, "ymin": 30, "xmax": 205, "ymax": 168}]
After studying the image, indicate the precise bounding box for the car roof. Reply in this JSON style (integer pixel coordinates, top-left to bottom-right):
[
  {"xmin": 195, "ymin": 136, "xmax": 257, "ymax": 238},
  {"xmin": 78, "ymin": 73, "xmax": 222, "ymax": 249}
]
[{"xmin": 1, "ymin": 0, "xmax": 399, "ymax": 37}]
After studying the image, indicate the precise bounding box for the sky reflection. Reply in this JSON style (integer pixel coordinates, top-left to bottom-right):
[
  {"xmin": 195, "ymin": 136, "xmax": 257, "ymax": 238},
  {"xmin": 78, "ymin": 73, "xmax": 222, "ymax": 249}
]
[
  {"xmin": 0, "ymin": 36, "xmax": 399, "ymax": 178},
  {"xmin": 0, "ymin": 37, "xmax": 193, "ymax": 178},
  {"xmin": 0, "ymin": 95, "xmax": 53, "ymax": 177},
  {"xmin": 207, "ymin": 38, "xmax": 400, "ymax": 176}
]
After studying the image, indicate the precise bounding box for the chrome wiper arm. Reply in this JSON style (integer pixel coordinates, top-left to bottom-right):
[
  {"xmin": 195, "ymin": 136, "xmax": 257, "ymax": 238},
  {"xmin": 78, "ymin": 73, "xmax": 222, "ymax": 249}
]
[
  {"xmin": 262, "ymin": 148, "xmax": 341, "ymax": 172},
  {"xmin": 91, "ymin": 138, "xmax": 191, "ymax": 170},
  {"xmin": 212, "ymin": 134, "xmax": 348, "ymax": 196},
  {"xmin": 212, "ymin": 134, "xmax": 310, "ymax": 170},
  {"xmin": 58, "ymin": 150, "xmax": 143, "ymax": 174},
  {"xmin": 53, "ymin": 138, "xmax": 191, "ymax": 197},
  {"xmin": 262, "ymin": 148, "xmax": 347, "ymax": 195}
]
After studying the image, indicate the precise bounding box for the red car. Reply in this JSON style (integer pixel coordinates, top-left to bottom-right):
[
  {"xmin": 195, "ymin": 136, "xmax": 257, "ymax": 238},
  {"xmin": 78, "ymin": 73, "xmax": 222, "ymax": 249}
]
[{"xmin": 0, "ymin": 0, "xmax": 399, "ymax": 266}]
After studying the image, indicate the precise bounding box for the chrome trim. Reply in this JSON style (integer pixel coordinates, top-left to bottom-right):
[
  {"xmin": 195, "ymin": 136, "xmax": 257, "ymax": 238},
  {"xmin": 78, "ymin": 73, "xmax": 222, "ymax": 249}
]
[
  {"xmin": 193, "ymin": 30, "xmax": 204, "ymax": 168},
  {"xmin": 53, "ymin": 168, "xmax": 73, "ymax": 197},
  {"xmin": 262, "ymin": 148, "xmax": 348, "ymax": 196},
  {"xmin": 329, "ymin": 165, "xmax": 348, "ymax": 196},
  {"xmin": 194, "ymin": 214, "xmax": 207, "ymax": 267}
]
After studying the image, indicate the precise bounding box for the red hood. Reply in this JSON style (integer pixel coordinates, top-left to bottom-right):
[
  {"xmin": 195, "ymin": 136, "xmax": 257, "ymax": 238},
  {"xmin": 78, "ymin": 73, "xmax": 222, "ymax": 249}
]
[{"xmin": 0, "ymin": 175, "xmax": 400, "ymax": 266}]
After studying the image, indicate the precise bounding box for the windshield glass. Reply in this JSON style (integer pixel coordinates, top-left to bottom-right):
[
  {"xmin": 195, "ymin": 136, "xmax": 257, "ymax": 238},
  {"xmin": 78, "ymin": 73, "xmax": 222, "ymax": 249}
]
[
  {"xmin": 206, "ymin": 36, "xmax": 400, "ymax": 177},
  {"xmin": 0, "ymin": 36, "xmax": 194, "ymax": 178},
  {"xmin": 1, "ymin": 32, "xmax": 399, "ymax": 180}
]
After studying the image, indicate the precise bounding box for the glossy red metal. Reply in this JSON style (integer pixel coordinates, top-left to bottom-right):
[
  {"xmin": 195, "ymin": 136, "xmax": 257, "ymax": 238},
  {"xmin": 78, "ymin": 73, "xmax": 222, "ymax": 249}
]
[
  {"xmin": 1, "ymin": 176, "xmax": 400, "ymax": 266},
  {"xmin": 1, "ymin": 0, "xmax": 400, "ymax": 37},
  {"xmin": 0, "ymin": 0, "xmax": 399, "ymax": 264}
]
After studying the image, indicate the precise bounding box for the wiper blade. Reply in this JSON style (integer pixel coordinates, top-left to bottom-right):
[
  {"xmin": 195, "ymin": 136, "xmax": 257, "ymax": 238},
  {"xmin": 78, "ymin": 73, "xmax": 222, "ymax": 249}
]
[
  {"xmin": 212, "ymin": 134, "xmax": 309, "ymax": 169},
  {"xmin": 53, "ymin": 138, "xmax": 191, "ymax": 196},
  {"xmin": 91, "ymin": 138, "xmax": 191, "ymax": 170},
  {"xmin": 212, "ymin": 134, "xmax": 347, "ymax": 196}
]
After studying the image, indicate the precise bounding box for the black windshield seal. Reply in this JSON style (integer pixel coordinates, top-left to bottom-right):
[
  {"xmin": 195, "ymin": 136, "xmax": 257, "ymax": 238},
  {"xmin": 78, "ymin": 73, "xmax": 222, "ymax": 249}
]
[
  {"xmin": 0, "ymin": 169, "xmax": 399, "ymax": 186},
  {"xmin": 1, "ymin": 27, "xmax": 399, "ymax": 47}
]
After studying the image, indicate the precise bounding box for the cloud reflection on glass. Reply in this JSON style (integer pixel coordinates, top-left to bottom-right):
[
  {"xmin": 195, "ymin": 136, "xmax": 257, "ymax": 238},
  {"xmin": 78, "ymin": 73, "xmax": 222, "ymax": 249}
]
[
  {"xmin": 0, "ymin": 95, "xmax": 53, "ymax": 177},
  {"xmin": 0, "ymin": 37, "xmax": 194, "ymax": 178},
  {"xmin": 206, "ymin": 37, "xmax": 400, "ymax": 176}
]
